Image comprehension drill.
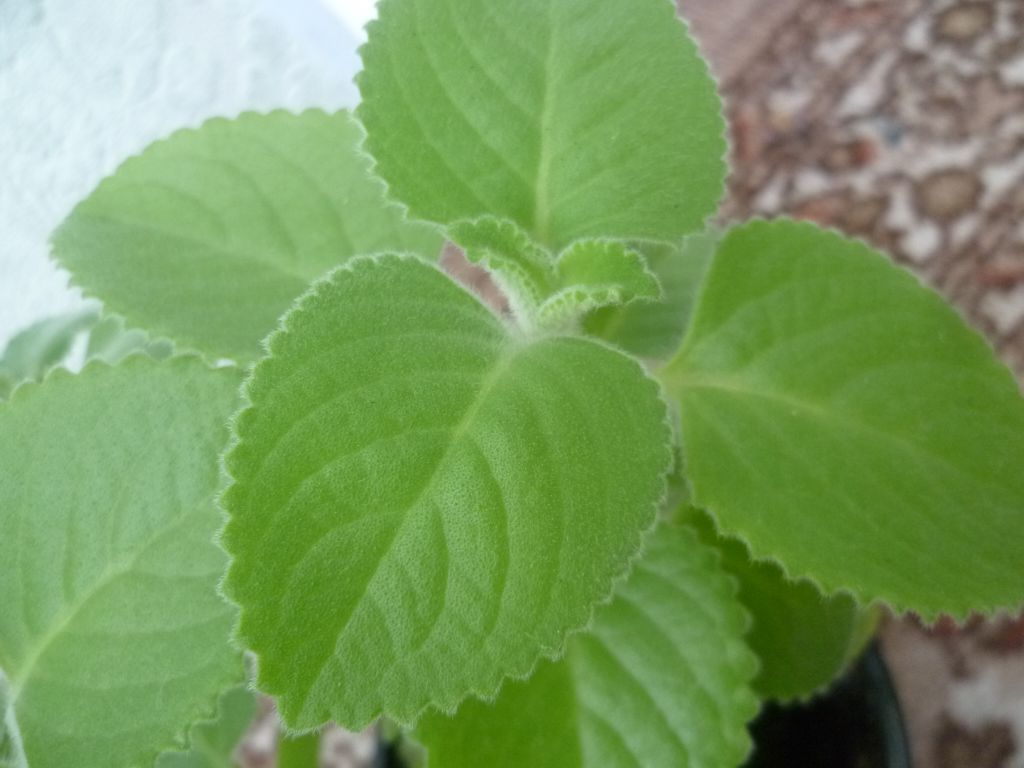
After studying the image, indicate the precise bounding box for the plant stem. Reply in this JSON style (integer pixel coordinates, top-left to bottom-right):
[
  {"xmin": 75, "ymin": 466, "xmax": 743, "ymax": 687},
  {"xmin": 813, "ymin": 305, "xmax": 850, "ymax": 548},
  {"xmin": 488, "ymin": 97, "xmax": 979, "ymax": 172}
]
[{"xmin": 278, "ymin": 730, "xmax": 320, "ymax": 768}]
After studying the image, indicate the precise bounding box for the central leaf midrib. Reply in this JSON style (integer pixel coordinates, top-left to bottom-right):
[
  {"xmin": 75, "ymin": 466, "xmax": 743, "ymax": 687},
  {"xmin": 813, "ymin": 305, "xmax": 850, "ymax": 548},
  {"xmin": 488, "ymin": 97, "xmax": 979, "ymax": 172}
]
[
  {"xmin": 530, "ymin": 2, "xmax": 559, "ymax": 245},
  {"xmin": 7, "ymin": 506, "xmax": 210, "ymax": 703},
  {"xmin": 674, "ymin": 373, "xmax": 1003, "ymax": 492},
  {"xmin": 295, "ymin": 338, "xmax": 526, "ymax": 721}
]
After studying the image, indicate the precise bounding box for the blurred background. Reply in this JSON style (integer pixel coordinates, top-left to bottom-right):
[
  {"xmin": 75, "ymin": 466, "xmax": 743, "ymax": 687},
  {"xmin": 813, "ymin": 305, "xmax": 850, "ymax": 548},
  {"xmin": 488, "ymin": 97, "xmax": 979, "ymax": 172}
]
[{"xmin": 2, "ymin": 0, "xmax": 1022, "ymax": 766}]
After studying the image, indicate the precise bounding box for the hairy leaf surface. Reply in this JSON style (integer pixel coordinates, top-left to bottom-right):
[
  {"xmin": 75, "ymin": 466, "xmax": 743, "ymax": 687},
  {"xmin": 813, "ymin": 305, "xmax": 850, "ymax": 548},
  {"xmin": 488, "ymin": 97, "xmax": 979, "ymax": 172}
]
[
  {"xmin": 0, "ymin": 357, "xmax": 242, "ymax": 768},
  {"xmin": 222, "ymin": 255, "xmax": 671, "ymax": 730},
  {"xmin": 664, "ymin": 219, "xmax": 1024, "ymax": 616},
  {"xmin": 53, "ymin": 110, "xmax": 443, "ymax": 362},
  {"xmin": 415, "ymin": 523, "xmax": 758, "ymax": 768},
  {"xmin": 357, "ymin": 0, "xmax": 725, "ymax": 248},
  {"xmin": 156, "ymin": 686, "xmax": 257, "ymax": 768}
]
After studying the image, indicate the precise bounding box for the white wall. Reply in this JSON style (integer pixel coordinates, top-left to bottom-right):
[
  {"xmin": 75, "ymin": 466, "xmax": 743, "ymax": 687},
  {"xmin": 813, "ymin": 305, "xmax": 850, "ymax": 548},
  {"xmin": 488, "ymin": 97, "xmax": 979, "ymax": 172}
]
[{"xmin": 0, "ymin": 0, "xmax": 368, "ymax": 347}]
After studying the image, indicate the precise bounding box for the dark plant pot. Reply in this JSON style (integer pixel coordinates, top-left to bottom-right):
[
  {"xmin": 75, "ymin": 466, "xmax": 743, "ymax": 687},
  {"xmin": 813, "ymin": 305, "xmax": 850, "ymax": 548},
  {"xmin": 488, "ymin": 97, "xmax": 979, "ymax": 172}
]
[
  {"xmin": 378, "ymin": 643, "xmax": 911, "ymax": 768},
  {"xmin": 745, "ymin": 643, "xmax": 911, "ymax": 768}
]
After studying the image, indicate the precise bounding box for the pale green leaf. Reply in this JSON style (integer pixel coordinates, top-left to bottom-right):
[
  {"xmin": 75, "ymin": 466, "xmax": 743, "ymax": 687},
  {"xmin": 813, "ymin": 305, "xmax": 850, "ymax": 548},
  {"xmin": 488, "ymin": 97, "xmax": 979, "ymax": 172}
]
[
  {"xmin": 0, "ymin": 356, "xmax": 243, "ymax": 768},
  {"xmin": 0, "ymin": 306, "xmax": 98, "ymax": 392},
  {"xmin": 415, "ymin": 522, "xmax": 759, "ymax": 768},
  {"xmin": 663, "ymin": 218, "xmax": 1024, "ymax": 617},
  {"xmin": 86, "ymin": 314, "xmax": 174, "ymax": 365},
  {"xmin": 538, "ymin": 240, "xmax": 660, "ymax": 327},
  {"xmin": 156, "ymin": 686, "xmax": 257, "ymax": 768},
  {"xmin": 449, "ymin": 216, "xmax": 556, "ymax": 314},
  {"xmin": 221, "ymin": 254, "xmax": 671, "ymax": 730},
  {"xmin": 584, "ymin": 232, "xmax": 716, "ymax": 360},
  {"xmin": 52, "ymin": 110, "xmax": 443, "ymax": 362},
  {"xmin": 357, "ymin": 0, "xmax": 725, "ymax": 249},
  {"xmin": 679, "ymin": 507, "xmax": 870, "ymax": 702}
]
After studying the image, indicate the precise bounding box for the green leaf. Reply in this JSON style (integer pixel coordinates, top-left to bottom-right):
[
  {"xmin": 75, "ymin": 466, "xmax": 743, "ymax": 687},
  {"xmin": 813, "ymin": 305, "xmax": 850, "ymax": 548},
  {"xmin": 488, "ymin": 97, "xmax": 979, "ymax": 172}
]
[
  {"xmin": 679, "ymin": 507, "xmax": 870, "ymax": 702},
  {"xmin": 414, "ymin": 522, "xmax": 758, "ymax": 768},
  {"xmin": 0, "ymin": 356, "xmax": 243, "ymax": 768},
  {"xmin": 584, "ymin": 232, "xmax": 716, "ymax": 360},
  {"xmin": 357, "ymin": 0, "xmax": 725, "ymax": 249},
  {"xmin": 662, "ymin": 218, "xmax": 1024, "ymax": 617},
  {"xmin": 155, "ymin": 686, "xmax": 257, "ymax": 768},
  {"xmin": 538, "ymin": 240, "xmax": 660, "ymax": 327},
  {"xmin": 222, "ymin": 254, "xmax": 671, "ymax": 730},
  {"xmin": 0, "ymin": 306, "xmax": 98, "ymax": 391},
  {"xmin": 52, "ymin": 110, "xmax": 444, "ymax": 363},
  {"xmin": 449, "ymin": 217, "xmax": 556, "ymax": 315},
  {"xmin": 86, "ymin": 314, "xmax": 174, "ymax": 365}
]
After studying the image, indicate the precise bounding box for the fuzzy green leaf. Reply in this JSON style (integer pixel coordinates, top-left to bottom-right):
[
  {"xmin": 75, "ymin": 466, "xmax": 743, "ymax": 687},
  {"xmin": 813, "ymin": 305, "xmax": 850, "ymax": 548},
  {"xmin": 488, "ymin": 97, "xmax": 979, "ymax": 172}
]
[
  {"xmin": 415, "ymin": 523, "xmax": 758, "ymax": 768},
  {"xmin": 680, "ymin": 507, "xmax": 869, "ymax": 702},
  {"xmin": 663, "ymin": 218, "xmax": 1024, "ymax": 617},
  {"xmin": 357, "ymin": 0, "xmax": 725, "ymax": 249},
  {"xmin": 155, "ymin": 686, "xmax": 257, "ymax": 768},
  {"xmin": 222, "ymin": 254, "xmax": 671, "ymax": 730},
  {"xmin": 52, "ymin": 110, "xmax": 443, "ymax": 362},
  {"xmin": 0, "ymin": 357, "xmax": 243, "ymax": 768},
  {"xmin": 584, "ymin": 233, "xmax": 716, "ymax": 360}
]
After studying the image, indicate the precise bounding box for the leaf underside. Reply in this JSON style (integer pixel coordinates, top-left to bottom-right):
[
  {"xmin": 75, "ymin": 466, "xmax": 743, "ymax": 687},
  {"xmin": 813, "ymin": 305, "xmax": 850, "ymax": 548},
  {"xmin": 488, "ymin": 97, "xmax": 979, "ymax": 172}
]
[
  {"xmin": 0, "ymin": 357, "xmax": 243, "ymax": 768},
  {"xmin": 221, "ymin": 254, "xmax": 671, "ymax": 730},
  {"xmin": 415, "ymin": 523, "xmax": 759, "ymax": 768},
  {"xmin": 664, "ymin": 218, "xmax": 1024, "ymax": 617},
  {"xmin": 52, "ymin": 110, "xmax": 443, "ymax": 362},
  {"xmin": 357, "ymin": 0, "xmax": 725, "ymax": 249}
]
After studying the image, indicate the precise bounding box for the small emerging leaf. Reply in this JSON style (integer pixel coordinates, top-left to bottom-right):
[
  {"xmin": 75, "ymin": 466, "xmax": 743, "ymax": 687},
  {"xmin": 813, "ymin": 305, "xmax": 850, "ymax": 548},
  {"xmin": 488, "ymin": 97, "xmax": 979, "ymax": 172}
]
[
  {"xmin": 539, "ymin": 240, "xmax": 660, "ymax": 326},
  {"xmin": 222, "ymin": 255, "xmax": 671, "ymax": 730},
  {"xmin": 664, "ymin": 218, "xmax": 1024, "ymax": 617},
  {"xmin": 53, "ymin": 110, "xmax": 443, "ymax": 362},
  {"xmin": 415, "ymin": 523, "xmax": 759, "ymax": 768},
  {"xmin": 358, "ymin": 0, "xmax": 725, "ymax": 249},
  {"xmin": 449, "ymin": 216, "xmax": 556, "ymax": 315},
  {"xmin": 0, "ymin": 357, "xmax": 243, "ymax": 768}
]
